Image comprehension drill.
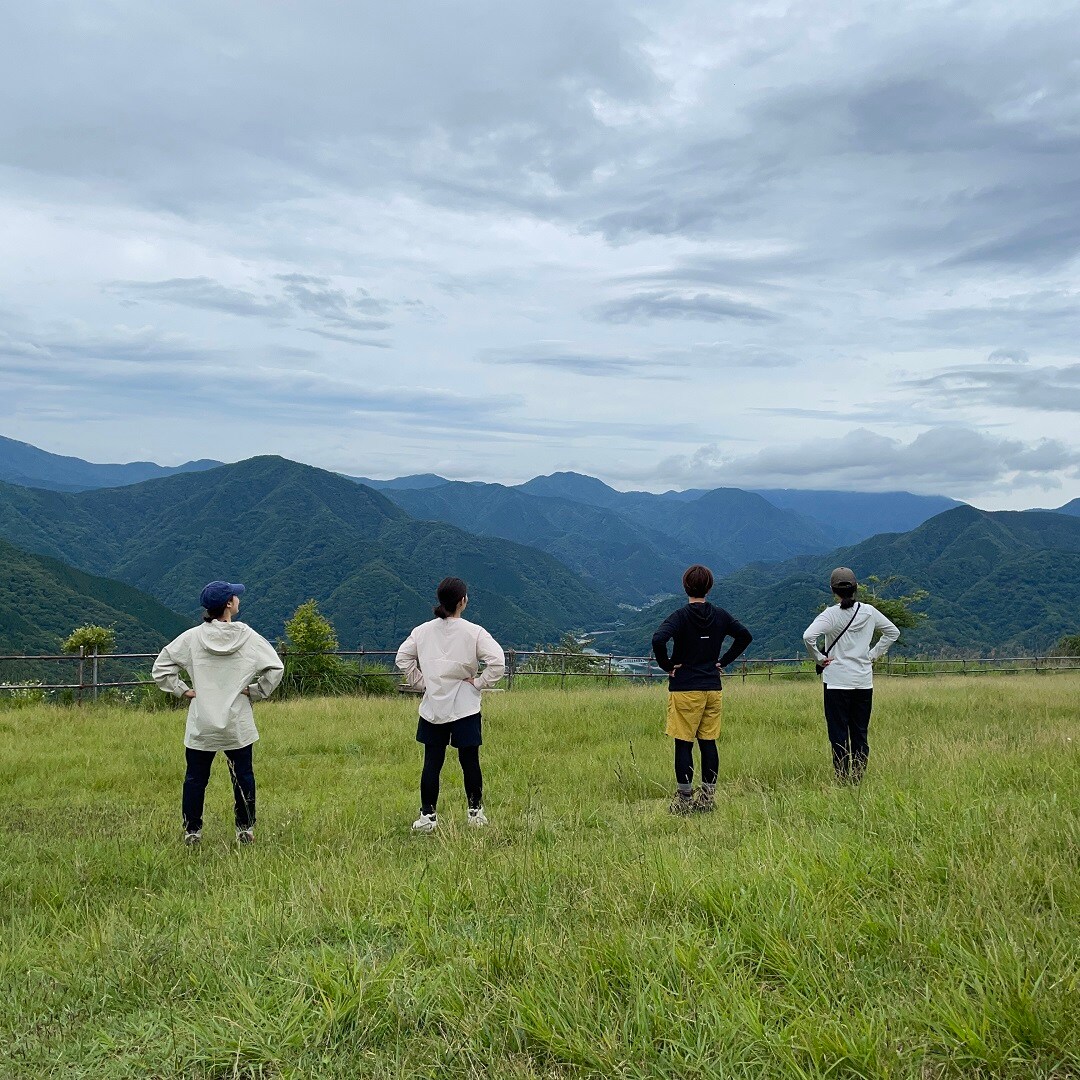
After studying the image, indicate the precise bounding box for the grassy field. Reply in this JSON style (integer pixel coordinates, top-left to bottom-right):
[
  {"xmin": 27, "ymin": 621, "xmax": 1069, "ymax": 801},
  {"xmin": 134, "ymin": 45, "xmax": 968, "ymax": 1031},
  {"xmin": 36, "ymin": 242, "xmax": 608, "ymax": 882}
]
[{"xmin": 0, "ymin": 676, "xmax": 1077, "ymax": 1079}]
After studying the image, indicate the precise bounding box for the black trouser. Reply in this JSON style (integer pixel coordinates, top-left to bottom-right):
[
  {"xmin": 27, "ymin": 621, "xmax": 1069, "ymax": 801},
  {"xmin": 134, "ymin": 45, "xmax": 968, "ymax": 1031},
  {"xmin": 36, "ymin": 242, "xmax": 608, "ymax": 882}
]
[
  {"xmin": 182, "ymin": 744, "xmax": 255, "ymax": 831},
  {"xmin": 674, "ymin": 739, "xmax": 719, "ymax": 786},
  {"xmin": 420, "ymin": 744, "xmax": 482, "ymax": 815},
  {"xmin": 823, "ymin": 688, "xmax": 872, "ymax": 781}
]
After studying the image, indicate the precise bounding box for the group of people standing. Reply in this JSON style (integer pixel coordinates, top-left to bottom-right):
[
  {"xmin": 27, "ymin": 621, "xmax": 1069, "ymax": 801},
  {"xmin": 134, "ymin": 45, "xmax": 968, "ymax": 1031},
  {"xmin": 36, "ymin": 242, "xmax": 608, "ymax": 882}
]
[{"xmin": 152, "ymin": 564, "xmax": 900, "ymax": 843}]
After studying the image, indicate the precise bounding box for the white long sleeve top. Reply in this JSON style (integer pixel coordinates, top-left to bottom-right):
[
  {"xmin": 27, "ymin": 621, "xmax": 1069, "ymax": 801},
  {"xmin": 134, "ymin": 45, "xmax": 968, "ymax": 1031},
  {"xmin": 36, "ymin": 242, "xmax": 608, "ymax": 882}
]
[
  {"xmin": 395, "ymin": 616, "xmax": 505, "ymax": 724},
  {"xmin": 152, "ymin": 620, "xmax": 284, "ymax": 750},
  {"xmin": 802, "ymin": 602, "xmax": 900, "ymax": 690}
]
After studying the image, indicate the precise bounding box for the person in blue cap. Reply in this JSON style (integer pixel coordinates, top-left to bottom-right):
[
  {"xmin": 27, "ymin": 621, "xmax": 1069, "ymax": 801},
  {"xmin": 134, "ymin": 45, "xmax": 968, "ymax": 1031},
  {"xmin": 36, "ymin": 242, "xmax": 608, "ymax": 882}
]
[{"xmin": 153, "ymin": 581, "xmax": 283, "ymax": 845}]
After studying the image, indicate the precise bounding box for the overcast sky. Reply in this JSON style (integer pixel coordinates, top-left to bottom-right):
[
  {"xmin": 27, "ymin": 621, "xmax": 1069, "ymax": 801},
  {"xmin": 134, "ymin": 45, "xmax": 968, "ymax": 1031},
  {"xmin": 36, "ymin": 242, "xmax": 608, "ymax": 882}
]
[{"xmin": 2, "ymin": 1, "xmax": 1079, "ymax": 509}]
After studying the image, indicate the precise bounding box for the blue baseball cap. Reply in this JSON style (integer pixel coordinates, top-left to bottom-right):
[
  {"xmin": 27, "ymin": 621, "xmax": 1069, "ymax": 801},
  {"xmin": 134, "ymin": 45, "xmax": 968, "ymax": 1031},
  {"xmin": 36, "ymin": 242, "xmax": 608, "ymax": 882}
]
[{"xmin": 199, "ymin": 581, "xmax": 246, "ymax": 608}]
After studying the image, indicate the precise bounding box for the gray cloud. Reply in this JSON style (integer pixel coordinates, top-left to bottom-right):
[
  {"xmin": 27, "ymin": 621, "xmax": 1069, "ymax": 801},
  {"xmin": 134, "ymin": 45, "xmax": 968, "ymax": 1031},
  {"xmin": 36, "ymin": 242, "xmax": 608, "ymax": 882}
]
[
  {"xmin": 655, "ymin": 427, "xmax": 1080, "ymax": 494},
  {"xmin": 907, "ymin": 363, "xmax": 1080, "ymax": 413},
  {"xmin": 591, "ymin": 291, "xmax": 779, "ymax": 324},
  {"xmin": 987, "ymin": 348, "xmax": 1030, "ymax": 364},
  {"xmin": 109, "ymin": 277, "xmax": 290, "ymax": 319}
]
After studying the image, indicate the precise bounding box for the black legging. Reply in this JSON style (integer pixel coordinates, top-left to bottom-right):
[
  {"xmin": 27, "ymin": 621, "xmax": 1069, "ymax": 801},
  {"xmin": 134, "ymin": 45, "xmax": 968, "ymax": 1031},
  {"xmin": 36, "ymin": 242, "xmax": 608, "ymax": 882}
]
[
  {"xmin": 674, "ymin": 739, "xmax": 719, "ymax": 786},
  {"xmin": 420, "ymin": 743, "xmax": 482, "ymax": 815}
]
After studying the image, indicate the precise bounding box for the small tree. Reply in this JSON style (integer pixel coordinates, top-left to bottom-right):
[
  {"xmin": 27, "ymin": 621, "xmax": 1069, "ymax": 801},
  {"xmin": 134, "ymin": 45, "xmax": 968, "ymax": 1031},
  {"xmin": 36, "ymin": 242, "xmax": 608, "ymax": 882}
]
[
  {"xmin": 62, "ymin": 624, "xmax": 116, "ymax": 655},
  {"xmin": 279, "ymin": 600, "xmax": 352, "ymax": 696},
  {"xmin": 856, "ymin": 575, "xmax": 928, "ymax": 647},
  {"xmin": 817, "ymin": 575, "xmax": 929, "ymax": 648},
  {"xmin": 1055, "ymin": 634, "xmax": 1080, "ymax": 657},
  {"xmin": 523, "ymin": 633, "xmax": 605, "ymax": 675}
]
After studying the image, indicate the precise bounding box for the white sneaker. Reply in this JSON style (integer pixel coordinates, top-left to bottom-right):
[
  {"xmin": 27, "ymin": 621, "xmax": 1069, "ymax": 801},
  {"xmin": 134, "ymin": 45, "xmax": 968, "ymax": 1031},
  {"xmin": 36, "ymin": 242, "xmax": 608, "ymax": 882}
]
[
  {"xmin": 412, "ymin": 812, "xmax": 437, "ymax": 833},
  {"xmin": 467, "ymin": 807, "xmax": 488, "ymax": 827},
  {"xmin": 236, "ymin": 827, "xmax": 255, "ymax": 845},
  {"xmin": 184, "ymin": 830, "xmax": 202, "ymax": 846}
]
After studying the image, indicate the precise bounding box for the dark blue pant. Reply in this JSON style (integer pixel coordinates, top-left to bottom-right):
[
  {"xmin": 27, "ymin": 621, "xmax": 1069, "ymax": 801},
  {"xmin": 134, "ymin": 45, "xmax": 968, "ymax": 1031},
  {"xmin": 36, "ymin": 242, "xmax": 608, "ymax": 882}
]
[
  {"xmin": 182, "ymin": 744, "xmax": 255, "ymax": 831},
  {"xmin": 823, "ymin": 688, "xmax": 872, "ymax": 781}
]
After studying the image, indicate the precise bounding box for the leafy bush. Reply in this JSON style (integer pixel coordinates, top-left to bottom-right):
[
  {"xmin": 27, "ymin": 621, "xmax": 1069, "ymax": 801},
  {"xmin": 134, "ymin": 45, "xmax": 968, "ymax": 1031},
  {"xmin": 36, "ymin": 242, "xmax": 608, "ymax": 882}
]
[
  {"xmin": 1055, "ymin": 634, "xmax": 1080, "ymax": 657},
  {"xmin": 61, "ymin": 624, "xmax": 117, "ymax": 655},
  {"xmin": 279, "ymin": 600, "xmax": 374, "ymax": 698}
]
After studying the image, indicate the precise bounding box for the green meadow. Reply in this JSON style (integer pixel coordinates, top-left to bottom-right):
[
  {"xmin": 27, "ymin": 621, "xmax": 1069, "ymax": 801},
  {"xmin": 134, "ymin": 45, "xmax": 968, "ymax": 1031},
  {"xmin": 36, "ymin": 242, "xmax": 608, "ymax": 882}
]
[{"xmin": 1, "ymin": 676, "xmax": 1077, "ymax": 1079}]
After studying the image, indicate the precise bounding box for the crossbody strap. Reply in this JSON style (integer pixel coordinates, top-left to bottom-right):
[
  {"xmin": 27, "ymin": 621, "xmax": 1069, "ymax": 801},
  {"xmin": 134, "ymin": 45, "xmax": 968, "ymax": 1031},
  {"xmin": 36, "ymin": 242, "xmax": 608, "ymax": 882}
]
[{"xmin": 823, "ymin": 603, "xmax": 860, "ymax": 658}]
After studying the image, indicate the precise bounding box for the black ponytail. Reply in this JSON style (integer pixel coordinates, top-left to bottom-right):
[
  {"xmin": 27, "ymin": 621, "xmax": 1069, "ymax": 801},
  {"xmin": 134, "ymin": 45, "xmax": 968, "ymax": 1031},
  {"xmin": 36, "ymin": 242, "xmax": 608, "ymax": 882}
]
[
  {"xmin": 202, "ymin": 604, "xmax": 227, "ymax": 623},
  {"xmin": 433, "ymin": 576, "xmax": 468, "ymax": 619},
  {"xmin": 834, "ymin": 584, "xmax": 857, "ymax": 610}
]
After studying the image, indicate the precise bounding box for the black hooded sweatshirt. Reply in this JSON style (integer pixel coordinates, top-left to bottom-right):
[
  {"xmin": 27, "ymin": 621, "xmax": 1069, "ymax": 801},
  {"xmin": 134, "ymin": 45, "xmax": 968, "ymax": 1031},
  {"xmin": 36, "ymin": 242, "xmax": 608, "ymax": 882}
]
[{"xmin": 652, "ymin": 602, "xmax": 753, "ymax": 691}]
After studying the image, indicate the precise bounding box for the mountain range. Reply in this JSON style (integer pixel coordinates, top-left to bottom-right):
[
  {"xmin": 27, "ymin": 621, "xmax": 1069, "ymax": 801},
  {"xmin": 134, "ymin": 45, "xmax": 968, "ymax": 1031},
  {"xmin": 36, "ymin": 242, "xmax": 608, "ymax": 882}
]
[
  {"xmin": 0, "ymin": 435, "xmax": 220, "ymax": 493},
  {"xmin": 0, "ymin": 435, "xmax": 1078, "ymax": 659},
  {"xmin": 605, "ymin": 506, "xmax": 1080, "ymax": 658},
  {"xmin": 0, "ymin": 457, "xmax": 616, "ymax": 649},
  {"xmin": 366, "ymin": 472, "xmax": 962, "ymax": 604}
]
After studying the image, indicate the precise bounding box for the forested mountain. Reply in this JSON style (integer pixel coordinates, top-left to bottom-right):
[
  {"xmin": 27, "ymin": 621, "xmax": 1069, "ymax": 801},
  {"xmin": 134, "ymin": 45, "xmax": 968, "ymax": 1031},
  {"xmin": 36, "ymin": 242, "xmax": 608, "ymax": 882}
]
[
  {"xmin": 0, "ymin": 537, "xmax": 188, "ymax": 657},
  {"xmin": 348, "ymin": 473, "xmax": 448, "ymax": 490},
  {"xmin": 387, "ymin": 474, "xmax": 837, "ymax": 599},
  {"xmin": 0, "ymin": 457, "xmax": 616, "ymax": 648},
  {"xmin": 0, "ymin": 435, "xmax": 220, "ymax": 492},
  {"xmin": 380, "ymin": 481, "xmax": 686, "ymax": 604},
  {"xmin": 605, "ymin": 507, "xmax": 1080, "ymax": 658},
  {"xmin": 750, "ymin": 489, "xmax": 962, "ymax": 544},
  {"xmin": 1052, "ymin": 498, "xmax": 1080, "ymax": 517}
]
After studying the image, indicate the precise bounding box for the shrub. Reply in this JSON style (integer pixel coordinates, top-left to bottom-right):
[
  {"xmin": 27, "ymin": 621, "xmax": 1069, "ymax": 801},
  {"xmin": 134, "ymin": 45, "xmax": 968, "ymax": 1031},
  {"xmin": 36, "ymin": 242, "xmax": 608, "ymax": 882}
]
[{"xmin": 62, "ymin": 624, "xmax": 116, "ymax": 655}]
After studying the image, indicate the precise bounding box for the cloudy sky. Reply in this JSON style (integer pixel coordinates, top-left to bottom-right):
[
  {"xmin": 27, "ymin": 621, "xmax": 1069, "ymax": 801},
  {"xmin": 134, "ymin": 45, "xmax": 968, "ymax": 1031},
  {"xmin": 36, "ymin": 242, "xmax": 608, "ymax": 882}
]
[{"xmin": 2, "ymin": 1, "xmax": 1079, "ymax": 509}]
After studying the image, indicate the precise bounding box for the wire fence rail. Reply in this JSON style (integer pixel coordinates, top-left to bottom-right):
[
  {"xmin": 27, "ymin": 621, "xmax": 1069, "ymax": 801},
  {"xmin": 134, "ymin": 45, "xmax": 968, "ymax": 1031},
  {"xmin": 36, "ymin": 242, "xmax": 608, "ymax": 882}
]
[{"xmin": 2, "ymin": 646, "xmax": 1080, "ymax": 701}]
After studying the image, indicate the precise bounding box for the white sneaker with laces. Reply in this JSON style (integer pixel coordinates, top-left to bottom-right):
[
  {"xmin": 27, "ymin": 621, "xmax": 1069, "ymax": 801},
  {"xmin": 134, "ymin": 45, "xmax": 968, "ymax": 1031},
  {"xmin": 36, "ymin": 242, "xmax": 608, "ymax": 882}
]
[
  {"xmin": 184, "ymin": 830, "xmax": 202, "ymax": 846},
  {"xmin": 236, "ymin": 827, "xmax": 255, "ymax": 845},
  {"xmin": 412, "ymin": 811, "xmax": 438, "ymax": 833},
  {"xmin": 467, "ymin": 806, "xmax": 488, "ymax": 827}
]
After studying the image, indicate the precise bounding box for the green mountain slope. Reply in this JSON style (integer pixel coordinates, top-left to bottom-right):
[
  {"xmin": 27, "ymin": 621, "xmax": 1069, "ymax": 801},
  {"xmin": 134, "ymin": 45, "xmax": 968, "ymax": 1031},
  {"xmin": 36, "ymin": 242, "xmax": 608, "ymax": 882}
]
[
  {"xmin": 605, "ymin": 506, "xmax": 1080, "ymax": 657},
  {"xmin": 0, "ymin": 537, "xmax": 188, "ymax": 659},
  {"xmin": 0, "ymin": 457, "xmax": 617, "ymax": 648},
  {"xmin": 517, "ymin": 473, "xmax": 844, "ymax": 573},
  {"xmin": 0, "ymin": 434, "xmax": 220, "ymax": 492},
  {"xmin": 381, "ymin": 481, "xmax": 685, "ymax": 604}
]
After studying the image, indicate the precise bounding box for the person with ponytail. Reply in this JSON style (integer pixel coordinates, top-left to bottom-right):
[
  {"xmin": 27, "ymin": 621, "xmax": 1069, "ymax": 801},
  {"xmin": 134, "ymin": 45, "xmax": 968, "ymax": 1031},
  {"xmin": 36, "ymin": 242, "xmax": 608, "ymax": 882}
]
[
  {"xmin": 395, "ymin": 577, "xmax": 505, "ymax": 832},
  {"xmin": 802, "ymin": 567, "xmax": 900, "ymax": 783}
]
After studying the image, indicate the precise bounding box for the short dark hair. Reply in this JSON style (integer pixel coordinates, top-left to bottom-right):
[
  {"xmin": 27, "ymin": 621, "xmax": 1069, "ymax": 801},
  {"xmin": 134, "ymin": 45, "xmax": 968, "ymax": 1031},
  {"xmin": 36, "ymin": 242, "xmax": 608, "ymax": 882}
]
[
  {"xmin": 682, "ymin": 564, "xmax": 713, "ymax": 598},
  {"xmin": 433, "ymin": 576, "xmax": 468, "ymax": 619}
]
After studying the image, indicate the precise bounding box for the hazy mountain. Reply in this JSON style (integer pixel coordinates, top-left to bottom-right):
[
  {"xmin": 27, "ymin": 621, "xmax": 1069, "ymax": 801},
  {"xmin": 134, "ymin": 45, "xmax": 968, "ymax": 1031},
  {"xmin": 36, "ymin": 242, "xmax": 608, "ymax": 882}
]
[
  {"xmin": 1051, "ymin": 498, "xmax": 1080, "ymax": 517},
  {"xmin": 751, "ymin": 489, "xmax": 963, "ymax": 544},
  {"xmin": 517, "ymin": 473, "xmax": 835, "ymax": 579},
  {"xmin": 0, "ymin": 434, "xmax": 221, "ymax": 493},
  {"xmin": 0, "ymin": 457, "xmax": 617, "ymax": 648},
  {"xmin": 605, "ymin": 506, "xmax": 1080, "ymax": 658},
  {"xmin": 0, "ymin": 536, "xmax": 188, "ymax": 659},
  {"xmin": 516, "ymin": 471, "xmax": 627, "ymax": 509},
  {"xmin": 381, "ymin": 481, "xmax": 685, "ymax": 604},
  {"xmin": 348, "ymin": 473, "xmax": 449, "ymax": 490}
]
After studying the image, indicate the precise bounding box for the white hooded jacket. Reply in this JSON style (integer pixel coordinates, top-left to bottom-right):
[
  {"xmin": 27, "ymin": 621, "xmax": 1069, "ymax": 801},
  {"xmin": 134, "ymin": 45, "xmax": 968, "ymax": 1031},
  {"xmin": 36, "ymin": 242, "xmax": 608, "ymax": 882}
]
[{"xmin": 153, "ymin": 621, "xmax": 284, "ymax": 751}]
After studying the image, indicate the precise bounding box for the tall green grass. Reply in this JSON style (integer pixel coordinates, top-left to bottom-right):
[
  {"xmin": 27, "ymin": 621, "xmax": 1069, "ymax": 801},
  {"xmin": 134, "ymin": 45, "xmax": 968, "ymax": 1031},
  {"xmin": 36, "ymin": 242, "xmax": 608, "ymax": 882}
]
[{"xmin": 1, "ymin": 677, "xmax": 1077, "ymax": 1078}]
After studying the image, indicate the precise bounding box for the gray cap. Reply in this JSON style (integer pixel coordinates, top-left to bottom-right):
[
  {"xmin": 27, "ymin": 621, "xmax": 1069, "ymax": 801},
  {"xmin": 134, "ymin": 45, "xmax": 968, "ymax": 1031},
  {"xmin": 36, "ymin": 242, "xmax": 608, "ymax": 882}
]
[{"xmin": 830, "ymin": 566, "xmax": 857, "ymax": 590}]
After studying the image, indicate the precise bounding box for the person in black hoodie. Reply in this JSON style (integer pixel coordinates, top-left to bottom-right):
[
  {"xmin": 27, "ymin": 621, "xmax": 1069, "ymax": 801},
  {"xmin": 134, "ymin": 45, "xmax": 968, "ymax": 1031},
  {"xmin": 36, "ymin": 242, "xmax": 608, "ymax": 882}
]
[{"xmin": 652, "ymin": 565, "xmax": 752, "ymax": 814}]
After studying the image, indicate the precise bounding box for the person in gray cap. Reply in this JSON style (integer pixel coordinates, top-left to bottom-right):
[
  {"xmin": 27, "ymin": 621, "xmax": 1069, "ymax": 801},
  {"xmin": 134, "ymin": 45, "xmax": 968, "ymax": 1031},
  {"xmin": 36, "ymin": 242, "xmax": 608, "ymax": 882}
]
[
  {"xmin": 802, "ymin": 567, "xmax": 899, "ymax": 783},
  {"xmin": 153, "ymin": 581, "xmax": 283, "ymax": 845}
]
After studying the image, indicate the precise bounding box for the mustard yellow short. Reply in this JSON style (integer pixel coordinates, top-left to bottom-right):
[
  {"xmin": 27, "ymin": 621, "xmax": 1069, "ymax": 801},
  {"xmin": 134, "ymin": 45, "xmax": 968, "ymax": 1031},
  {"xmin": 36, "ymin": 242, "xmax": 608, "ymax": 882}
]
[{"xmin": 665, "ymin": 690, "xmax": 723, "ymax": 741}]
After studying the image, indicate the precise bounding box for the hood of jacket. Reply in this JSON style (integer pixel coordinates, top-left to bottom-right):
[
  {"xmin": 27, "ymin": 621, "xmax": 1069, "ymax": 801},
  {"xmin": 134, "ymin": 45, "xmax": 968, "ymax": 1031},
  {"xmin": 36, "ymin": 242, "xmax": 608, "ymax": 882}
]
[
  {"xmin": 195, "ymin": 619, "xmax": 254, "ymax": 655},
  {"xmin": 687, "ymin": 602, "xmax": 716, "ymax": 627}
]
